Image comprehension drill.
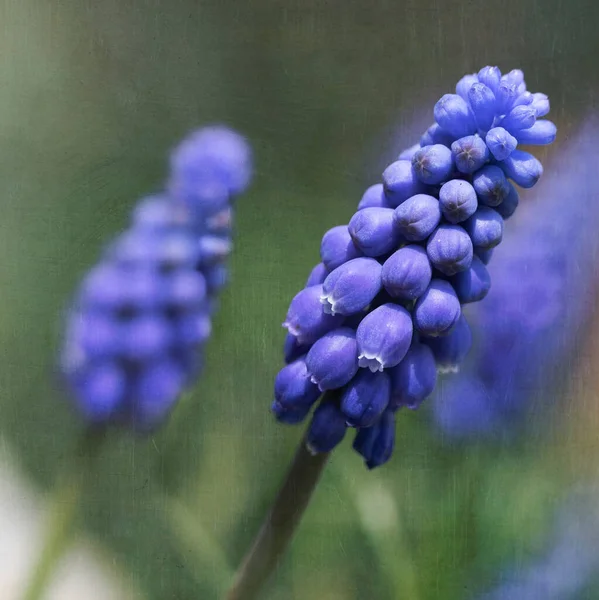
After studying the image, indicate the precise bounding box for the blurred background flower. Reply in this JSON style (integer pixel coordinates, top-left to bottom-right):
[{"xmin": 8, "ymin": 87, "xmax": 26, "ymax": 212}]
[{"xmin": 1, "ymin": 0, "xmax": 599, "ymax": 599}]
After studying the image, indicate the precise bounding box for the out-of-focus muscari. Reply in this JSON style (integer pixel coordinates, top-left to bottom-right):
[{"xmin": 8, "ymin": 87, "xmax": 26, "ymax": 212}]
[
  {"xmin": 61, "ymin": 126, "xmax": 252, "ymax": 430},
  {"xmin": 272, "ymin": 66, "xmax": 556, "ymax": 468},
  {"xmin": 433, "ymin": 117, "xmax": 599, "ymax": 439}
]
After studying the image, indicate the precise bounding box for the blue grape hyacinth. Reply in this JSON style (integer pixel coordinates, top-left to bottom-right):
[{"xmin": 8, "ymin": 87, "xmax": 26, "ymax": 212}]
[
  {"xmin": 61, "ymin": 126, "xmax": 252, "ymax": 430},
  {"xmin": 433, "ymin": 117, "xmax": 599, "ymax": 439},
  {"xmin": 273, "ymin": 66, "xmax": 556, "ymax": 468}
]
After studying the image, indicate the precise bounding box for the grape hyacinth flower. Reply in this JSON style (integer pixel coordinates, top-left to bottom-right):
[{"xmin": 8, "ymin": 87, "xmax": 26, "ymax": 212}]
[
  {"xmin": 272, "ymin": 65, "xmax": 556, "ymax": 468},
  {"xmin": 61, "ymin": 126, "xmax": 253, "ymax": 430},
  {"xmin": 433, "ymin": 117, "xmax": 598, "ymax": 439}
]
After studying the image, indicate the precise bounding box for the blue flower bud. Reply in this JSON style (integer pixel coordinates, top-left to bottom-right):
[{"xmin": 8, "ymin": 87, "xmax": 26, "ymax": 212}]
[
  {"xmin": 305, "ymin": 328, "xmax": 359, "ymax": 391},
  {"xmin": 341, "ymin": 370, "xmax": 391, "ymax": 427},
  {"xmin": 502, "ymin": 68, "xmax": 524, "ymax": 88},
  {"xmin": 389, "ymin": 342, "xmax": 437, "ymax": 409},
  {"xmin": 197, "ymin": 235, "xmax": 232, "ymax": 266},
  {"xmin": 123, "ymin": 316, "xmax": 171, "ymax": 361},
  {"xmin": 412, "ymin": 144, "xmax": 454, "ymax": 184},
  {"xmin": 203, "ymin": 264, "xmax": 229, "ymax": 294},
  {"xmin": 495, "ymin": 81, "xmax": 518, "ymax": 115},
  {"xmin": 477, "ymin": 66, "xmax": 502, "ymax": 94},
  {"xmin": 423, "ymin": 314, "xmax": 472, "ymax": 373},
  {"xmin": 531, "ymin": 92, "xmax": 550, "ymax": 117},
  {"xmin": 468, "ymin": 83, "xmax": 497, "ymax": 132},
  {"xmin": 306, "ymin": 263, "xmax": 329, "ymax": 287},
  {"xmin": 67, "ymin": 313, "xmax": 121, "ymax": 361},
  {"xmin": 283, "ymin": 284, "xmax": 345, "ymax": 344},
  {"xmin": 515, "ymin": 120, "xmax": 557, "ymax": 145},
  {"xmin": 500, "ymin": 150, "xmax": 543, "ymax": 188},
  {"xmin": 353, "ymin": 409, "xmax": 395, "ymax": 469},
  {"xmin": 130, "ymin": 360, "xmax": 186, "ymax": 430},
  {"xmin": 464, "ymin": 206, "xmax": 504, "ymax": 249},
  {"xmin": 382, "ymin": 245, "xmax": 432, "ymax": 301},
  {"xmin": 393, "ymin": 194, "xmax": 441, "ymax": 241},
  {"xmin": 494, "ymin": 181, "xmax": 519, "ymax": 219},
  {"xmin": 434, "ymin": 94, "xmax": 477, "ymax": 138},
  {"xmin": 474, "ymin": 247, "xmax": 494, "ymax": 265},
  {"xmin": 176, "ymin": 312, "xmax": 212, "ymax": 347},
  {"xmin": 426, "ymin": 224, "xmax": 473, "ymax": 275},
  {"xmin": 398, "ymin": 144, "xmax": 421, "ymax": 161},
  {"xmin": 485, "ymin": 127, "xmax": 518, "ymax": 161},
  {"xmin": 451, "ymin": 135, "xmax": 489, "ymax": 174},
  {"xmin": 472, "ymin": 165, "xmax": 510, "ymax": 207},
  {"xmin": 71, "ymin": 363, "xmax": 125, "ymax": 422},
  {"xmin": 413, "ymin": 279, "xmax": 461, "ymax": 337},
  {"xmin": 420, "ymin": 124, "xmax": 455, "ymax": 147},
  {"xmin": 358, "ymin": 183, "xmax": 392, "ymax": 210},
  {"xmin": 348, "ymin": 208, "xmax": 402, "ymax": 257},
  {"xmin": 321, "ymin": 258, "xmax": 383, "ymax": 316},
  {"xmin": 451, "ymin": 255, "xmax": 491, "ymax": 303},
  {"xmin": 382, "ymin": 160, "xmax": 426, "ymax": 208},
  {"xmin": 439, "ymin": 179, "xmax": 478, "ymax": 223},
  {"xmin": 455, "ymin": 73, "xmax": 479, "ymax": 100},
  {"xmin": 306, "ymin": 401, "xmax": 347, "ymax": 453},
  {"xmin": 167, "ymin": 270, "xmax": 207, "ymax": 309},
  {"xmin": 511, "ymin": 90, "xmax": 533, "ymax": 108},
  {"xmin": 206, "ymin": 208, "xmax": 233, "ymax": 234},
  {"xmin": 500, "ymin": 105, "xmax": 537, "ymax": 134},
  {"xmin": 283, "ymin": 332, "xmax": 311, "ymax": 364},
  {"xmin": 274, "ymin": 358, "xmax": 321, "ymax": 410},
  {"xmin": 356, "ymin": 303, "xmax": 413, "ymax": 372},
  {"xmin": 320, "ymin": 225, "xmax": 361, "ymax": 270},
  {"xmin": 271, "ymin": 400, "xmax": 312, "ymax": 425}
]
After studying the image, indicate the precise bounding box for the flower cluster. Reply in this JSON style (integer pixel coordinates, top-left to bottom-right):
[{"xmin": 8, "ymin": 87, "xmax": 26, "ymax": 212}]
[
  {"xmin": 61, "ymin": 126, "xmax": 252, "ymax": 430},
  {"xmin": 433, "ymin": 117, "xmax": 599, "ymax": 439},
  {"xmin": 273, "ymin": 66, "xmax": 556, "ymax": 468}
]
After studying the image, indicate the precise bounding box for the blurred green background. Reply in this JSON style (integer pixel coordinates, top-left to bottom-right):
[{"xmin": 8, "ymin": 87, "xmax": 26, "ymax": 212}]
[{"xmin": 2, "ymin": 0, "xmax": 599, "ymax": 598}]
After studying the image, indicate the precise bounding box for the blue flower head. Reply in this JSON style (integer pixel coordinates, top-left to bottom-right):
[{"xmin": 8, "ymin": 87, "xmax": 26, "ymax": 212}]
[
  {"xmin": 273, "ymin": 66, "xmax": 556, "ymax": 467},
  {"xmin": 61, "ymin": 126, "xmax": 253, "ymax": 429}
]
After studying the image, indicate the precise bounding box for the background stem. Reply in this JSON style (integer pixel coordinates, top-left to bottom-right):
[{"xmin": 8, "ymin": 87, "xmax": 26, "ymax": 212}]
[
  {"xmin": 21, "ymin": 426, "xmax": 106, "ymax": 600},
  {"xmin": 226, "ymin": 433, "xmax": 329, "ymax": 600}
]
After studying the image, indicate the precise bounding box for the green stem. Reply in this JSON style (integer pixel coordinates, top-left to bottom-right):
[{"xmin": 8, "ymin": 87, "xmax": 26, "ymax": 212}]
[
  {"xmin": 225, "ymin": 432, "xmax": 329, "ymax": 600},
  {"xmin": 21, "ymin": 425, "xmax": 106, "ymax": 600}
]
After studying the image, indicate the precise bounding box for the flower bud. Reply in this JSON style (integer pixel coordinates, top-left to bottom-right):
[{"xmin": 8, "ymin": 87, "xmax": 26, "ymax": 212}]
[
  {"xmin": 515, "ymin": 120, "xmax": 557, "ymax": 145},
  {"xmin": 398, "ymin": 144, "xmax": 421, "ymax": 161},
  {"xmin": 474, "ymin": 247, "xmax": 494, "ymax": 265},
  {"xmin": 356, "ymin": 303, "xmax": 413, "ymax": 372},
  {"xmin": 271, "ymin": 400, "xmax": 312, "ymax": 425},
  {"xmin": 389, "ymin": 342, "xmax": 437, "ymax": 409},
  {"xmin": 320, "ymin": 225, "xmax": 361, "ymax": 271},
  {"xmin": 305, "ymin": 328, "xmax": 359, "ymax": 391},
  {"xmin": 341, "ymin": 370, "xmax": 391, "ymax": 427},
  {"xmin": 531, "ymin": 92, "xmax": 550, "ymax": 117},
  {"xmin": 353, "ymin": 410, "xmax": 395, "ymax": 469},
  {"xmin": 306, "ymin": 263, "xmax": 329, "ymax": 287},
  {"xmin": 464, "ymin": 207, "xmax": 504, "ymax": 249},
  {"xmin": 307, "ymin": 401, "xmax": 347, "ymax": 453},
  {"xmin": 426, "ymin": 224, "xmax": 473, "ymax": 275},
  {"xmin": 439, "ymin": 180, "xmax": 478, "ymax": 223},
  {"xmin": 413, "ymin": 279, "xmax": 461, "ymax": 337},
  {"xmin": 393, "ymin": 194, "xmax": 441, "ymax": 241},
  {"xmin": 348, "ymin": 208, "xmax": 402, "ymax": 257},
  {"xmin": 468, "ymin": 83, "xmax": 497, "ymax": 132},
  {"xmin": 494, "ymin": 181, "xmax": 519, "ymax": 219},
  {"xmin": 420, "ymin": 123, "xmax": 455, "ymax": 147},
  {"xmin": 451, "ymin": 255, "xmax": 491, "ymax": 303},
  {"xmin": 500, "ymin": 105, "xmax": 537, "ymax": 134},
  {"xmin": 382, "ymin": 160, "xmax": 426, "ymax": 207},
  {"xmin": 485, "ymin": 127, "xmax": 517, "ymax": 161},
  {"xmin": 358, "ymin": 183, "xmax": 392, "ymax": 210},
  {"xmin": 455, "ymin": 73, "xmax": 479, "ymax": 100},
  {"xmin": 283, "ymin": 332, "xmax": 311, "ymax": 364},
  {"xmin": 434, "ymin": 94, "xmax": 477, "ymax": 138},
  {"xmin": 321, "ymin": 258, "xmax": 383, "ymax": 316},
  {"xmin": 412, "ymin": 144, "xmax": 454, "ymax": 184},
  {"xmin": 123, "ymin": 316, "xmax": 171, "ymax": 361},
  {"xmin": 71, "ymin": 363, "xmax": 125, "ymax": 422},
  {"xmin": 477, "ymin": 66, "xmax": 502, "ymax": 94},
  {"xmin": 451, "ymin": 135, "xmax": 489, "ymax": 174},
  {"xmin": 283, "ymin": 285, "xmax": 345, "ymax": 344},
  {"xmin": 473, "ymin": 165, "xmax": 510, "ymax": 207},
  {"xmin": 424, "ymin": 314, "xmax": 472, "ymax": 373},
  {"xmin": 382, "ymin": 245, "xmax": 432, "ymax": 301},
  {"xmin": 500, "ymin": 150, "xmax": 543, "ymax": 188},
  {"xmin": 494, "ymin": 81, "xmax": 518, "ymax": 115},
  {"xmin": 274, "ymin": 358, "xmax": 321, "ymax": 410}
]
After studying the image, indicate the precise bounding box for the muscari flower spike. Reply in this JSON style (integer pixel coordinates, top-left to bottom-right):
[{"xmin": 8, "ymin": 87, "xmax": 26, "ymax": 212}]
[
  {"xmin": 61, "ymin": 126, "xmax": 253, "ymax": 430},
  {"xmin": 273, "ymin": 66, "xmax": 556, "ymax": 468},
  {"xmin": 433, "ymin": 117, "xmax": 599, "ymax": 439}
]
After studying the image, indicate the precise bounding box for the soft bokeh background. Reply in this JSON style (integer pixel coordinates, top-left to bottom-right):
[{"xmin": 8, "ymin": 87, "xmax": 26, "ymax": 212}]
[{"xmin": 1, "ymin": 0, "xmax": 599, "ymax": 598}]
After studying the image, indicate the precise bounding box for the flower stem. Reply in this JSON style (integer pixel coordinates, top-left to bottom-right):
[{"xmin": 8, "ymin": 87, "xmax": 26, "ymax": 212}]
[
  {"xmin": 21, "ymin": 425, "xmax": 107, "ymax": 600},
  {"xmin": 226, "ymin": 431, "xmax": 329, "ymax": 600}
]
